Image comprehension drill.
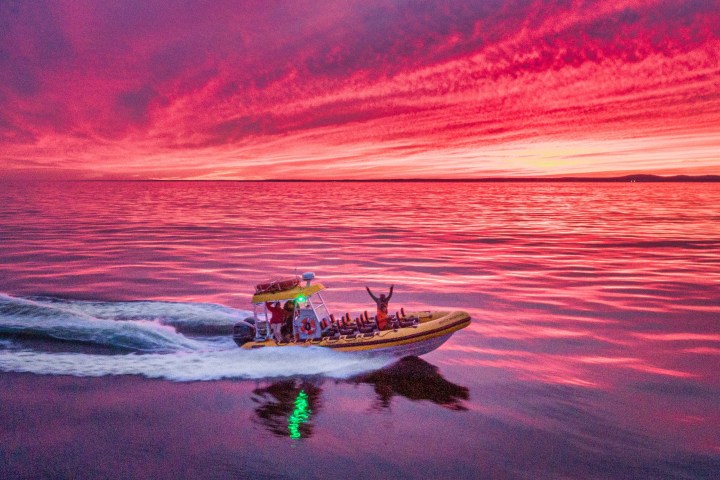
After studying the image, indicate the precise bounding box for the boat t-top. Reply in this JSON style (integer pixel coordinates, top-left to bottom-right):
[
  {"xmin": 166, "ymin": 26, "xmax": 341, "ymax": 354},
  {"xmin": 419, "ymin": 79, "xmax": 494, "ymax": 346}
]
[{"xmin": 232, "ymin": 272, "xmax": 470, "ymax": 358}]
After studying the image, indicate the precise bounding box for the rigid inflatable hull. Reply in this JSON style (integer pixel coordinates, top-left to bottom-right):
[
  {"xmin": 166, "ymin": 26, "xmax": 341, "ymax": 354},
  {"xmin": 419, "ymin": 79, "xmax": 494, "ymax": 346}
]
[{"xmin": 237, "ymin": 310, "xmax": 471, "ymax": 357}]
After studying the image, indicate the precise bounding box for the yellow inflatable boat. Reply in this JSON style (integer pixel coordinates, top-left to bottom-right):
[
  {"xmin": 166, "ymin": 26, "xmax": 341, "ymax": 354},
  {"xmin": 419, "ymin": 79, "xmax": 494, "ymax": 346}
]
[{"xmin": 232, "ymin": 273, "xmax": 471, "ymax": 357}]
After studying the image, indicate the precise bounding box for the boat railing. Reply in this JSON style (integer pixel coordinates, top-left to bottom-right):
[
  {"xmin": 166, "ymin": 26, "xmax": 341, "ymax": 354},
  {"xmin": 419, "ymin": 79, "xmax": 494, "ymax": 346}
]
[
  {"xmin": 251, "ymin": 299, "xmax": 420, "ymax": 343},
  {"xmin": 254, "ymin": 317, "xmax": 271, "ymax": 341}
]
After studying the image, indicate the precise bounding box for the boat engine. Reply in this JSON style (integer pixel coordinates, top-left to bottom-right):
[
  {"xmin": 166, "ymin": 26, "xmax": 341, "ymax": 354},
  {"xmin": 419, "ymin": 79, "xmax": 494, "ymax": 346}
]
[{"xmin": 232, "ymin": 318, "xmax": 256, "ymax": 347}]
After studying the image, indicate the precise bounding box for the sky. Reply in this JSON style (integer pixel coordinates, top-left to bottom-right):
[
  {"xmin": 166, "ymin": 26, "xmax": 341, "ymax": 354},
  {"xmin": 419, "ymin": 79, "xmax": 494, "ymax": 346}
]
[{"xmin": 1, "ymin": 0, "xmax": 719, "ymax": 180}]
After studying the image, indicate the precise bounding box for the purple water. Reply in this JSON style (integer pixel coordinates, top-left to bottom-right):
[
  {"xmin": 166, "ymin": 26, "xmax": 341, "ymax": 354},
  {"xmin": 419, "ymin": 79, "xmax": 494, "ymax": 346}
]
[{"xmin": 1, "ymin": 181, "xmax": 719, "ymax": 479}]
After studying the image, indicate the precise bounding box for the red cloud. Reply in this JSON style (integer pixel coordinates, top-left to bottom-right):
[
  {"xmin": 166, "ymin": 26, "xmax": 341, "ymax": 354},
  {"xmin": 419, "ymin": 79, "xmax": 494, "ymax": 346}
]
[{"xmin": 1, "ymin": 0, "xmax": 719, "ymax": 179}]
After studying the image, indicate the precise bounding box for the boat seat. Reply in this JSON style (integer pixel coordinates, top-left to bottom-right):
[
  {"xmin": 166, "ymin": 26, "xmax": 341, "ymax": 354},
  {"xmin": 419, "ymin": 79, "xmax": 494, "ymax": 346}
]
[
  {"xmin": 355, "ymin": 317, "xmax": 375, "ymax": 334},
  {"xmin": 397, "ymin": 310, "xmax": 418, "ymax": 327},
  {"xmin": 336, "ymin": 312, "xmax": 357, "ymax": 335},
  {"xmin": 387, "ymin": 317, "xmax": 401, "ymax": 329},
  {"xmin": 321, "ymin": 316, "xmax": 339, "ymax": 335}
]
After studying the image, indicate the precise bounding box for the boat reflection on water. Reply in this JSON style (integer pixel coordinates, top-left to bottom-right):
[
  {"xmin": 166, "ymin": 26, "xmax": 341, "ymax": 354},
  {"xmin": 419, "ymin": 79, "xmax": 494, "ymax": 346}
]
[
  {"xmin": 251, "ymin": 380, "xmax": 322, "ymax": 439},
  {"xmin": 353, "ymin": 356, "xmax": 470, "ymax": 411},
  {"xmin": 251, "ymin": 357, "xmax": 469, "ymax": 439}
]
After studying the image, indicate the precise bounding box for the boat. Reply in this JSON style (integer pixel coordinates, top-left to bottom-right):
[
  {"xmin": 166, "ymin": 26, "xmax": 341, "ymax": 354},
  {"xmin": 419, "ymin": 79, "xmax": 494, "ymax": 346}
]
[{"xmin": 232, "ymin": 272, "xmax": 471, "ymax": 357}]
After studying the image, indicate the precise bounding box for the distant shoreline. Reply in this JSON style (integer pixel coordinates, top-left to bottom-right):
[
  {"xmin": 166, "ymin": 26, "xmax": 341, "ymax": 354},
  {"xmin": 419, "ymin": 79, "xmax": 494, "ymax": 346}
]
[{"xmin": 71, "ymin": 174, "xmax": 720, "ymax": 182}]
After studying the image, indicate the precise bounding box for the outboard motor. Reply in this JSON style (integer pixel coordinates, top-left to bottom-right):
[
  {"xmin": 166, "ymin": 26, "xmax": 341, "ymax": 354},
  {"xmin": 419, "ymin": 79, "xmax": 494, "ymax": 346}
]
[{"xmin": 232, "ymin": 318, "xmax": 256, "ymax": 347}]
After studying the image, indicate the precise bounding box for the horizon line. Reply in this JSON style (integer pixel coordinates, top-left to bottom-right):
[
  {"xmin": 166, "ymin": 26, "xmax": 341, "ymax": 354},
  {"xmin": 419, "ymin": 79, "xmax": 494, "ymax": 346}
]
[{"xmin": 61, "ymin": 174, "xmax": 720, "ymax": 183}]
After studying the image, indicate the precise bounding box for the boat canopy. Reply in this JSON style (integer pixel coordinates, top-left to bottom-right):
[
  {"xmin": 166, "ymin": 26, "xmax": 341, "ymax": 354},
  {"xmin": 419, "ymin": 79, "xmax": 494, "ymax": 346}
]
[{"xmin": 252, "ymin": 283, "xmax": 326, "ymax": 304}]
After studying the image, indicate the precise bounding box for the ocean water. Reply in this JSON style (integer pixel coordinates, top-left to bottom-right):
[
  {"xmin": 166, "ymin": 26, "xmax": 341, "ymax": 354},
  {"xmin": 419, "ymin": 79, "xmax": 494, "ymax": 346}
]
[{"xmin": 0, "ymin": 181, "xmax": 719, "ymax": 479}]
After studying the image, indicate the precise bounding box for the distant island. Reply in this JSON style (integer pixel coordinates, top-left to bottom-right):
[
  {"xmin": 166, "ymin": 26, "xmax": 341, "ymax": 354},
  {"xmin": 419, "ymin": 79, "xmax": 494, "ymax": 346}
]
[{"xmin": 473, "ymin": 174, "xmax": 720, "ymax": 182}]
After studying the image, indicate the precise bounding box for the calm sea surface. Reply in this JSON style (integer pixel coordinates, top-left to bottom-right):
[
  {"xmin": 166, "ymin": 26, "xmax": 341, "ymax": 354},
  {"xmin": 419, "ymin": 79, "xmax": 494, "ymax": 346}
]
[{"xmin": 1, "ymin": 181, "xmax": 719, "ymax": 479}]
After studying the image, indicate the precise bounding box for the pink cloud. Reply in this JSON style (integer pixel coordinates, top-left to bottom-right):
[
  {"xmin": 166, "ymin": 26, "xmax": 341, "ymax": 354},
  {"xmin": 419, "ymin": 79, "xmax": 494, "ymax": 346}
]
[{"xmin": 1, "ymin": 0, "xmax": 719, "ymax": 179}]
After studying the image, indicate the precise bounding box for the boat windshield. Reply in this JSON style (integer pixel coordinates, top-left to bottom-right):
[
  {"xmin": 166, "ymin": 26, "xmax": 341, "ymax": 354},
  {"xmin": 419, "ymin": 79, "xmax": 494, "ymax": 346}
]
[
  {"xmin": 313, "ymin": 298, "xmax": 330, "ymax": 323},
  {"xmin": 294, "ymin": 293, "xmax": 329, "ymax": 320}
]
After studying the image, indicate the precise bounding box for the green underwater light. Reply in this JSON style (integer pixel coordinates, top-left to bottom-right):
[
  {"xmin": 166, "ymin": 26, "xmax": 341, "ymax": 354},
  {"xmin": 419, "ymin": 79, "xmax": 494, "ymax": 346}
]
[
  {"xmin": 296, "ymin": 295, "xmax": 307, "ymax": 303},
  {"xmin": 288, "ymin": 390, "xmax": 311, "ymax": 440}
]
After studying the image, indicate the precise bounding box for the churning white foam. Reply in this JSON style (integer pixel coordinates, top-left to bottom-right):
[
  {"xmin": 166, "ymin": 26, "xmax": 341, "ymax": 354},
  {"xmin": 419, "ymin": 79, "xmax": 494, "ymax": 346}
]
[
  {"xmin": 0, "ymin": 345, "xmax": 393, "ymax": 381},
  {"xmin": 0, "ymin": 293, "xmax": 251, "ymax": 351},
  {"xmin": 3, "ymin": 294, "xmax": 251, "ymax": 334},
  {"xmin": 0, "ymin": 293, "xmax": 393, "ymax": 380}
]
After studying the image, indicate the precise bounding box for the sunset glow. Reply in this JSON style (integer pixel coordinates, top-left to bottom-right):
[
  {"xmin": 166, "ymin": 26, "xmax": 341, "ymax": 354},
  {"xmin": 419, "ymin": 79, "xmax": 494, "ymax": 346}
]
[{"xmin": 1, "ymin": 0, "xmax": 719, "ymax": 180}]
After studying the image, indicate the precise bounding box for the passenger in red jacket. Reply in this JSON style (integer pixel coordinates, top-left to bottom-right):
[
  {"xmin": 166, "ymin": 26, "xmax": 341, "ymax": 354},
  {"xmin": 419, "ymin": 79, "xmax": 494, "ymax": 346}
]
[
  {"xmin": 265, "ymin": 301, "xmax": 285, "ymax": 341},
  {"xmin": 366, "ymin": 285, "xmax": 394, "ymax": 330}
]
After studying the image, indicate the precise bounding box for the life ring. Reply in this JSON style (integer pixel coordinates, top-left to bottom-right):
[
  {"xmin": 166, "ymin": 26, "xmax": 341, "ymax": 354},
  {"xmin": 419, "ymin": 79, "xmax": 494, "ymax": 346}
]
[{"xmin": 300, "ymin": 318, "xmax": 317, "ymax": 335}]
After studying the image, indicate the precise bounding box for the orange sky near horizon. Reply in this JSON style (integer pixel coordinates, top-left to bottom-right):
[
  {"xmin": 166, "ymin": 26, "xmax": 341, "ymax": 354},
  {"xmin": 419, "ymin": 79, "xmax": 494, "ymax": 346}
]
[{"xmin": 1, "ymin": 0, "xmax": 719, "ymax": 180}]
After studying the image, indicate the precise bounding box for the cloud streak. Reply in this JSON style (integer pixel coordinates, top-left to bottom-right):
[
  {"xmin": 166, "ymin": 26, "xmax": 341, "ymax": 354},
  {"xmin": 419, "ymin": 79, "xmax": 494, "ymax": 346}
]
[{"xmin": 1, "ymin": 0, "xmax": 719, "ymax": 179}]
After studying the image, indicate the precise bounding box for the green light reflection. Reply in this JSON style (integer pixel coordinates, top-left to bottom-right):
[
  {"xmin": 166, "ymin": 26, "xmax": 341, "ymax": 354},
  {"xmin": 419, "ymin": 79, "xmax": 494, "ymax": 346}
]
[{"xmin": 288, "ymin": 390, "xmax": 311, "ymax": 440}]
